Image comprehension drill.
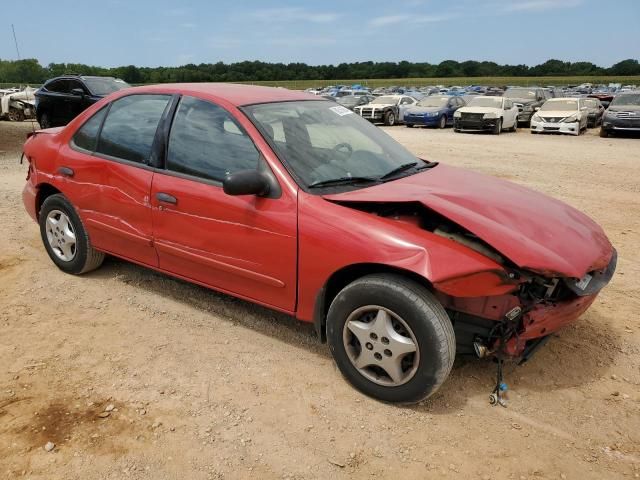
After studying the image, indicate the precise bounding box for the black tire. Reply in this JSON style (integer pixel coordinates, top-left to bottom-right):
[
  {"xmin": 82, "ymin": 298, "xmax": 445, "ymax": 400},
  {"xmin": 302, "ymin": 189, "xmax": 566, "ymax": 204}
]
[
  {"xmin": 39, "ymin": 194, "xmax": 105, "ymax": 274},
  {"xmin": 599, "ymin": 127, "xmax": 609, "ymax": 138},
  {"xmin": 383, "ymin": 110, "xmax": 396, "ymax": 126},
  {"xmin": 511, "ymin": 118, "xmax": 518, "ymax": 132},
  {"xmin": 8, "ymin": 108, "xmax": 24, "ymax": 122},
  {"xmin": 493, "ymin": 118, "xmax": 502, "ymax": 135},
  {"xmin": 326, "ymin": 274, "xmax": 455, "ymax": 404},
  {"xmin": 39, "ymin": 112, "xmax": 52, "ymax": 129},
  {"xmin": 405, "ymin": 124, "xmax": 414, "ymax": 128},
  {"xmin": 438, "ymin": 115, "xmax": 447, "ymax": 129}
]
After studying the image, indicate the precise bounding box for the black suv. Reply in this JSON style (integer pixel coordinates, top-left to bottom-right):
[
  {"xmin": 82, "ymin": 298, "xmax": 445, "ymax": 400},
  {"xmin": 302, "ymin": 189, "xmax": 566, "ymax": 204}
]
[
  {"xmin": 35, "ymin": 75, "xmax": 129, "ymax": 128},
  {"xmin": 502, "ymin": 87, "xmax": 551, "ymax": 125},
  {"xmin": 600, "ymin": 91, "xmax": 640, "ymax": 137}
]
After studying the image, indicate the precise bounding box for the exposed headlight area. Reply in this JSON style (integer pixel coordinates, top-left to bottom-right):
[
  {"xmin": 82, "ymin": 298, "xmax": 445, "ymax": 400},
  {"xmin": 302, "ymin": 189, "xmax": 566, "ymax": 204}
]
[
  {"xmin": 561, "ymin": 114, "xmax": 579, "ymax": 123},
  {"xmin": 483, "ymin": 112, "xmax": 498, "ymax": 119}
]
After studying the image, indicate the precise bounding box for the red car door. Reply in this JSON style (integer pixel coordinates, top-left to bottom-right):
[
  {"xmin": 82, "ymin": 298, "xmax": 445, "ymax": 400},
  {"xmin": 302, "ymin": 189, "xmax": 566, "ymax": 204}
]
[
  {"xmin": 56, "ymin": 94, "xmax": 172, "ymax": 266},
  {"xmin": 150, "ymin": 95, "xmax": 297, "ymax": 312}
]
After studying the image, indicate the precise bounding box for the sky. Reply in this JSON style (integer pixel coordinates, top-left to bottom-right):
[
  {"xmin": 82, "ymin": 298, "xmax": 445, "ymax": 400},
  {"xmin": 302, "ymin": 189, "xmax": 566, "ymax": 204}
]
[{"xmin": 2, "ymin": 0, "xmax": 639, "ymax": 68}]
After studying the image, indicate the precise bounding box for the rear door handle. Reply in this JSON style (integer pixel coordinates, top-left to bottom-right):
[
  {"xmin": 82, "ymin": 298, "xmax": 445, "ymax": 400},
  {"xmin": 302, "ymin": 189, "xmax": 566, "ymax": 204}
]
[
  {"xmin": 58, "ymin": 166, "xmax": 74, "ymax": 177},
  {"xmin": 156, "ymin": 192, "xmax": 177, "ymax": 205}
]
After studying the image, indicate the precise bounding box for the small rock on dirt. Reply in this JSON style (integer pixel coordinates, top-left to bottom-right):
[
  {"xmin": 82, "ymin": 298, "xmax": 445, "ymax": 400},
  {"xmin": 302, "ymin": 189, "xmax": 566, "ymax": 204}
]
[{"xmin": 44, "ymin": 441, "xmax": 55, "ymax": 452}]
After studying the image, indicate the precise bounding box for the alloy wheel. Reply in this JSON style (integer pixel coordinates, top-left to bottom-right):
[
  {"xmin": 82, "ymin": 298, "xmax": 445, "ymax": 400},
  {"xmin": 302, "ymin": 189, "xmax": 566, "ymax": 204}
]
[
  {"xmin": 342, "ymin": 305, "xmax": 419, "ymax": 386},
  {"xmin": 45, "ymin": 210, "xmax": 77, "ymax": 261}
]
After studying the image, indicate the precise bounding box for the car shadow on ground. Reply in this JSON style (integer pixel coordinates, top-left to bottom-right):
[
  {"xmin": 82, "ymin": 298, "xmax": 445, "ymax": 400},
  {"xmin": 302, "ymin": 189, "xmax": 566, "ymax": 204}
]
[{"xmin": 86, "ymin": 257, "xmax": 621, "ymax": 413}]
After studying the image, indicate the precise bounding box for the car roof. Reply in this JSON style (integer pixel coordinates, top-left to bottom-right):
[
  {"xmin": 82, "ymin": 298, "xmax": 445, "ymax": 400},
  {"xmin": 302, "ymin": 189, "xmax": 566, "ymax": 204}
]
[{"xmin": 115, "ymin": 83, "xmax": 319, "ymax": 107}]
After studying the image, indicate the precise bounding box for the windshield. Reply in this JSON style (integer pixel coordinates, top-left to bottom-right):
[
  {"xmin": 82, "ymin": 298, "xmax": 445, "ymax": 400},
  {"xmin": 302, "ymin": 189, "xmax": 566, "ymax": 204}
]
[
  {"xmin": 468, "ymin": 97, "xmax": 502, "ymax": 108},
  {"xmin": 540, "ymin": 100, "xmax": 578, "ymax": 112},
  {"xmin": 611, "ymin": 93, "xmax": 640, "ymax": 106},
  {"xmin": 417, "ymin": 97, "xmax": 448, "ymax": 107},
  {"xmin": 371, "ymin": 96, "xmax": 399, "ymax": 105},
  {"xmin": 243, "ymin": 100, "xmax": 426, "ymax": 189},
  {"xmin": 337, "ymin": 96, "xmax": 362, "ymax": 106},
  {"xmin": 83, "ymin": 77, "xmax": 130, "ymax": 96},
  {"xmin": 504, "ymin": 88, "xmax": 537, "ymax": 100}
]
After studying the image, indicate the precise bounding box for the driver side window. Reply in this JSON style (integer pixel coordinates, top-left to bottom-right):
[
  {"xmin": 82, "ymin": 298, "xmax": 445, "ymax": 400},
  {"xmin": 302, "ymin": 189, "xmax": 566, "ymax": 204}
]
[{"xmin": 167, "ymin": 96, "xmax": 260, "ymax": 182}]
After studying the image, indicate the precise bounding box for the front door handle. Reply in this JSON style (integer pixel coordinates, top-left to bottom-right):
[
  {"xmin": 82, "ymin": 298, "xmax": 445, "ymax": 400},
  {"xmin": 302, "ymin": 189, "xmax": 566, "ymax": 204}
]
[
  {"xmin": 58, "ymin": 166, "xmax": 74, "ymax": 177},
  {"xmin": 156, "ymin": 192, "xmax": 177, "ymax": 205}
]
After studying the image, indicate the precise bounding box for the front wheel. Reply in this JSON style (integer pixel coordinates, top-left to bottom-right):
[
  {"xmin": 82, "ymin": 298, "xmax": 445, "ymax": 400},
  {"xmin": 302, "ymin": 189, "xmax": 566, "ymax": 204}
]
[
  {"xmin": 39, "ymin": 194, "xmax": 105, "ymax": 274},
  {"xmin": 383, "ymin": 110, "xmax": 396, "ymax": 126},
  {"xmin": 493, "ymin": 118, "xmax": 502, "ymax": 135},
  {"xmin": 599, "ymin": 127, "xmax": 609, "ymax": 138},
  {"xmin": 8, "ymin": 108, "xmax": 24, "ymax": 122},
  {"xmin": 327, "ymin": 274, "xmax": 455, "ymax": 404},
  {"xmin": 438, "ymin": 115, "xmax": 447, "ymax": 129},
  {"xmin": 405, "ymin": 123, "xmax": 414, "ymax": 128}
]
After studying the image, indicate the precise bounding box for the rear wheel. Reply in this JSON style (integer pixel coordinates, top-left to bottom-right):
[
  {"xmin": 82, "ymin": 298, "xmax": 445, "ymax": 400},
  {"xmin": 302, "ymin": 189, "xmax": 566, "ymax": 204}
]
[
  {"xmin": 383, "ymin": 110, "xmax": 396, "ymax": 126},
  {"xmin": 39, "ymin": 194, "xmax": 105, "ymax": 274},
  {"xmin": 327, "ymin": 274, "xmax": 455, "ymax": 403},
  {"xmin": 39, "ymin": 112, "xmax": 52, "ymax": 129}
]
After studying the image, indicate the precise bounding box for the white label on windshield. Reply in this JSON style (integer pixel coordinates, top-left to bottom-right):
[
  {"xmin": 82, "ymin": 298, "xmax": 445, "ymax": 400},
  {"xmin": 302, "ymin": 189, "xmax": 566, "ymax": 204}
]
[{"xmin": 329, "ymin": 105, "xmax": 353, "ymax": 116}]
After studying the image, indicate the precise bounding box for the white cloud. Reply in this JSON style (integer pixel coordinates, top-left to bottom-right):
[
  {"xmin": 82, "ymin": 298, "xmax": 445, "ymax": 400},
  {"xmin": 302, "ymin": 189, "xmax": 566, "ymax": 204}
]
[
  {"xmin": 369, "ymin": 13, "xmax": 453, "ymax": 27},
  {"xmin": 252, "ymin": 7, "xmax": 340, "ymax": 23},
  {"xmin": 505, "ymin": 0, "xmax": 582, "ymax": 12}
]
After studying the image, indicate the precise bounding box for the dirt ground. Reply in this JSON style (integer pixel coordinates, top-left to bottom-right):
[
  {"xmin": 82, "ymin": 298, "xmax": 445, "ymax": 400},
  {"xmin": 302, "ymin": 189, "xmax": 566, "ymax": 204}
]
[{"xmin": 0, "ymin": 120, "xmax": 638, "ymax": 480}]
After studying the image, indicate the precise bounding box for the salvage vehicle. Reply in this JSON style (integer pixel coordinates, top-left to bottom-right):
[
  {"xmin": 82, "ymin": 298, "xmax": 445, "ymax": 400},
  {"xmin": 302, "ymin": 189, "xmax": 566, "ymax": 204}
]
[
  {"xmin": 503, "ymin": 87, "xmax": 550, "ymax": 125},
  {"xmin": 35, "ymin": 74, "xmax": 129, "ymax": 128},
  {"xmin": 404, "ymin": 96, "xmax": 465, "ymax": 129},
  {"xmin": 530, "ymin": 98, "xmax": 588, "ymax": 135},
  {"xmin": 453, "ymin": 96, "xmax": 518, "ymax": 134},
  {"xmin": 22, "ymin": 84, "xmax": 616, "ymax": 404},
  {"xmin": 0, "ymin": 87, "xmax": 37, "ymax": 122},
  {"xmin": 583, "ymin": 98, "xmax": 604, "ymax": 128},
  {"xmin": 354, "ymin": 95, "xmax": 416, "ymax": 126},
  {"xmin": 600, "ymin": 91, "xmax": 640, "ymax": 137}
]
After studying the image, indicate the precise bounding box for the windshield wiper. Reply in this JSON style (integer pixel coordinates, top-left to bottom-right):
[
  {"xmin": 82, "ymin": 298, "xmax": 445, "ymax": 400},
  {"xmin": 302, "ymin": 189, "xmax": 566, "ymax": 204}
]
[
  {"xmin": 379, "ymin": 162, "xmax": 418, "ymax": 180},
  {"xmin": 379, "ymin": 160, "xmax": 438, "ymax": 181},
  {"xmin": 308, "ymin": 176, "xmax": 380, "ymax": 189}
]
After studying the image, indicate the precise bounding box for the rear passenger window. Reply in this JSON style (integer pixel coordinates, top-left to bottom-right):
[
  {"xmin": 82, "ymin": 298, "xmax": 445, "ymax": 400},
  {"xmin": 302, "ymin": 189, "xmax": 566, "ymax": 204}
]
[
  {"xmin": 72, "ymin": 107, "xmax": 107, "ymax": 152},
  {"xmin": 167, "ymin": 96, "xmax": 260, "ymax": 182},
  {"xmin": 96, "ymin": 94, "xmax": 170, "ymax": 164}
]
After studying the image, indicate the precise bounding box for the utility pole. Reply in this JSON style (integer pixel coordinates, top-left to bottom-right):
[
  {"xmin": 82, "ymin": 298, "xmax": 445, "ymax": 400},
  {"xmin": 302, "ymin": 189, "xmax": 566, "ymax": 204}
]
[{"xmin": 12, "ymin": 24, "xmax": 21, "ymax": 60}]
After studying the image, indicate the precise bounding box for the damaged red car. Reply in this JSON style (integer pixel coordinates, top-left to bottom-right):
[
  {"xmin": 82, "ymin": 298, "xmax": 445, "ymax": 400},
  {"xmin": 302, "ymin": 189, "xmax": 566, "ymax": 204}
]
[{"xmin": 22, "ymin": 84, "xmax": 616, "ymax": 403}]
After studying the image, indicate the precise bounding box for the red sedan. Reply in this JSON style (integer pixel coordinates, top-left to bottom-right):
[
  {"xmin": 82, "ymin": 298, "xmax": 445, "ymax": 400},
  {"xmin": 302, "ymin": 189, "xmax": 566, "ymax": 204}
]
[{"xmin": 22, "ymin": 84, "xmax": 616, "ymax": 403}]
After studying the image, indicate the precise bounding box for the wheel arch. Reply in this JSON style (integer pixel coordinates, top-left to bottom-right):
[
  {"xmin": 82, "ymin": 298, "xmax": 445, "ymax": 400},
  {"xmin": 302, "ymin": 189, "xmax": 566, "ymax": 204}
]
[
  {"xmin": 36, "ymin": 183, "xmax": 63, "ymax": 217},
  {"xmin": 312, "ymin": 263, "xmax": 434, "ymax": 342}
]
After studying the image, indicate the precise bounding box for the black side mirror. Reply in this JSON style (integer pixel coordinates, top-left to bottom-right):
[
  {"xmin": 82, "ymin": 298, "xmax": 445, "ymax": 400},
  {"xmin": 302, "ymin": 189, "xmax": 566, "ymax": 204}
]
[
  {"xmin": 71, "ymin": 88, "xmax": 85, "ymax": 97},
  {"xmin": 223, "ymin": 170, "xmax": 270, "ymax": 196}
]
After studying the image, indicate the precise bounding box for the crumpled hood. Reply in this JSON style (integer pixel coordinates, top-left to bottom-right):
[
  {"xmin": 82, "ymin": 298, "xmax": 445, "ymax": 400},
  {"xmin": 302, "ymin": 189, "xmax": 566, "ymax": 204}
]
[
  {"xmin": 458, "ymin": 106, "xmax": 501, "ymax": 115},
  {"xmin": 537, "ymin": 110, "xmax": 579, "ymax": 118},
  {"xmin": 407, "ymin": 106, "xmax": 443, "ymax": 114},
  {"xmin": 323, "ymin": 164, "xmax": 612, "ymax": 278}
]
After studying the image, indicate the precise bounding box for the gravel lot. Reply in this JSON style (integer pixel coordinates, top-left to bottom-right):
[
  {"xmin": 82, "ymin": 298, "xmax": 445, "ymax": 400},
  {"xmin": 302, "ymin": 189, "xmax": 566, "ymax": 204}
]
[{"xmin": 1, "ymin": 121, "xmax": 639, "ymax": 480}]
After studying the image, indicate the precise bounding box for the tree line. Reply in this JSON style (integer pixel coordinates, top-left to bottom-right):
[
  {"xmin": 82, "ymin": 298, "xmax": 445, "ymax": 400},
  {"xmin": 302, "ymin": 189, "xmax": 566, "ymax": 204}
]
[{"xmin": 1, "ymin": 58, "xmax": 638, "ymax": 84}]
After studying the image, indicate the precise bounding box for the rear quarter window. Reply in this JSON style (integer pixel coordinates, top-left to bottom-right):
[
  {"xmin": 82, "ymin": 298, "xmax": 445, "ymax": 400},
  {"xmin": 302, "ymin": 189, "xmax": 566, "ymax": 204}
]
[{"xmin": 71, "ymin": 107, "xmax": 108, "ymax": 152}]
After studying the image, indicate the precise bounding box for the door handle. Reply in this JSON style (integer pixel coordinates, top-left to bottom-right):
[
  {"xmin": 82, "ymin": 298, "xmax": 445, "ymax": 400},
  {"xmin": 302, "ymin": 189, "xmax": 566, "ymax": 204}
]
[
  {"xmin": 156, "ymin": 192, "xmax": 177, "ymax": 205},
  {"xmin": 58, "ymin": 166, "xmax": 74, "ymax": 177}
]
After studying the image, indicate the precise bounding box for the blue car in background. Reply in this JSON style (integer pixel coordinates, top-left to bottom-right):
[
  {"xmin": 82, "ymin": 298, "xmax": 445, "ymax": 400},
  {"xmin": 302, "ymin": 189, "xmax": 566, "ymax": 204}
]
[{"xmin": 403, "ymin": 95, "xmax": 467, "ymax": 128}]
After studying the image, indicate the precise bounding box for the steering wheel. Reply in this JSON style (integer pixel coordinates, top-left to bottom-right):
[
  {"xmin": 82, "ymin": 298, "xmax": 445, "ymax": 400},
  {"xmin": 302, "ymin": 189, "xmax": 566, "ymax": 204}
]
[{"xmin": 333, "ymin": 142, "xmax": 353, "ymax": 157}]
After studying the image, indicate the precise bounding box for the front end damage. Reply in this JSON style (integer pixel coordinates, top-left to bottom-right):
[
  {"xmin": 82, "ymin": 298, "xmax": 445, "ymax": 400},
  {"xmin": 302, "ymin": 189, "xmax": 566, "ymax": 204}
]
[{"xmin": 333, "ymin": 200, "xmax": 616, "ymax": 363}]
